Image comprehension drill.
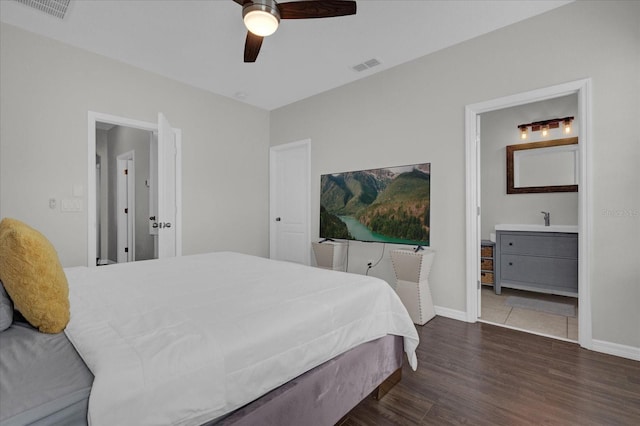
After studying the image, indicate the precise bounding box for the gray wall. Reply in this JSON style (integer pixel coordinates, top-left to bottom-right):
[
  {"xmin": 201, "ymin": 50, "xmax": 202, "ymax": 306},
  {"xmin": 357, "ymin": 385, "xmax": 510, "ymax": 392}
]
[
  {"xmin": 270, "ymin": 1, "xmax": 640, "ymax": 349},
  {"xmin": 0, "ymin": 22, "xmax": 271, "ymax": 266},
  {"xmin": 480, "ymin": 95, "xmax": 579, "ymax": 240}
]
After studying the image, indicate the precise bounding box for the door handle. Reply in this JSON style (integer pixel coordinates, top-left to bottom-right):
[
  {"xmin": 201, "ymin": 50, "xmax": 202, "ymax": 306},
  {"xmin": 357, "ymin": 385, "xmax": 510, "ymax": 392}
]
[
  {"xmin": 275, "ymin": 217, "xmax": 281, "ymax": 222},
  {"xmin": 154, "ymin": 222, "xmax": 172, "ymax": 229}
]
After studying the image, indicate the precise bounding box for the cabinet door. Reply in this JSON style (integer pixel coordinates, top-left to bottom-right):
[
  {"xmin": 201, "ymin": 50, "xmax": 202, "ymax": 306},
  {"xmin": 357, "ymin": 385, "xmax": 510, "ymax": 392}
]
[
  {"xmin": 501, "ymin": 254, "xmax": 578, "ymax": 291},
  {"xmin": 499, "ymin": 233, "xmax": 577, "ymax": 258}
]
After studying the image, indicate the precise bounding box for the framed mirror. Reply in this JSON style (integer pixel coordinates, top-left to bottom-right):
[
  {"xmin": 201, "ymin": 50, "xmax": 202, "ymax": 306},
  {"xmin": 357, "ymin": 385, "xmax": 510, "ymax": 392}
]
[{"xmin": 506, "ymin": 137, "xmax": 578, "ymax": 194}]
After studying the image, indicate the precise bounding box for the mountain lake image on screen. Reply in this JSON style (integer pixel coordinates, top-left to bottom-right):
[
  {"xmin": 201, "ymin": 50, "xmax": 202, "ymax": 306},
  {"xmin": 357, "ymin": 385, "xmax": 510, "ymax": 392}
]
[{"xmin": 320, "ymin": 163, "xmax": 430, "ymax": 246}]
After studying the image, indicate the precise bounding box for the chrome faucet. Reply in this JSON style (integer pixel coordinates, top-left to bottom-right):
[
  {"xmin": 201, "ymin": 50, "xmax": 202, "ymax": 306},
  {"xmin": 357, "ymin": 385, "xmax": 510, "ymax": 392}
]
[{"xmin": 541, "ymin": 211, "xmax": 550, "ymax": 227}]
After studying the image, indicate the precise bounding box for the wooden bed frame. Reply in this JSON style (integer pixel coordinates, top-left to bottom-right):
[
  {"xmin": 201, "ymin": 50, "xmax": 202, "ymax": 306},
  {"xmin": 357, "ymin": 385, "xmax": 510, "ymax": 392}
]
[{"xmin": 213, "ymin": 335, "xmax": 404, "ymax": 425}]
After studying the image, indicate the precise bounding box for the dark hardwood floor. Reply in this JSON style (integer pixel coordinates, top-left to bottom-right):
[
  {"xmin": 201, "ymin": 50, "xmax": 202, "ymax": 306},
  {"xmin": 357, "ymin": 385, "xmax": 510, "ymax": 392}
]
[{"xmin": 340, "ymin": 316, "xmax": 640, "ymax": 425}]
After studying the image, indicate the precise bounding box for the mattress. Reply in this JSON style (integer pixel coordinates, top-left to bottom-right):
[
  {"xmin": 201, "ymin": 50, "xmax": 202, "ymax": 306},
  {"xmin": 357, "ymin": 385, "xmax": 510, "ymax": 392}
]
[
  {"xmin": 64, "ymin": 252, "xmax": 419, "ymax": 426},
  {"xmin": 0, "ymin": 322, "xmax": 93, "ymax": 426}
]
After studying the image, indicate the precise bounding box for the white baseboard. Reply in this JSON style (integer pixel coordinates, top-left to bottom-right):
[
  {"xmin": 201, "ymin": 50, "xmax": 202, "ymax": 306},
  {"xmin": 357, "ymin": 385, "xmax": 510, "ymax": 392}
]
[
  {"xmin": 434, "ymin": 305, "xmax": 467, "ymax": 322},
  {"xmin": 591, "ymin": 339, "xmax": 640, "ymax": 361}
]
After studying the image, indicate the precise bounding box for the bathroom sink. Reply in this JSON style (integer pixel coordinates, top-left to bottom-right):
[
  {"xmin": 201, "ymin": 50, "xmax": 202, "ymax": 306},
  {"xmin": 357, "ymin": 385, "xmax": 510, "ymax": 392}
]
[{"xmin": 494, "ymin": 224, "xmax": 578, "ymax": 233}]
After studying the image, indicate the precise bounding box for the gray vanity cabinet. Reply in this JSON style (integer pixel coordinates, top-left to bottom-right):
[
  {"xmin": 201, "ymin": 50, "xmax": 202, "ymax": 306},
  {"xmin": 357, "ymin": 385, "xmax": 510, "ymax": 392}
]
[{"xmin": 495, "ymin": 230, "xmax": 578, "ymax": 297}]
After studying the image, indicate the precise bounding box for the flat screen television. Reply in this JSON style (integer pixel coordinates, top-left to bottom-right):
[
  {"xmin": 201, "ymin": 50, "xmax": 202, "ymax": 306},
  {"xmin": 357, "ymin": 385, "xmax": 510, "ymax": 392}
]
[{"xmin": 320, "ymin": 163, "xmax": 430, "ymax": 247}]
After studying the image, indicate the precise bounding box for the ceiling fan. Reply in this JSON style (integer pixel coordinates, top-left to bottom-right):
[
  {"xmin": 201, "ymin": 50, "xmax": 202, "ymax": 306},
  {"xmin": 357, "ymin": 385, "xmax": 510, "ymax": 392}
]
[{"xmin": 233, "ymin": 0, "xmax": 357, "ymax": 62}]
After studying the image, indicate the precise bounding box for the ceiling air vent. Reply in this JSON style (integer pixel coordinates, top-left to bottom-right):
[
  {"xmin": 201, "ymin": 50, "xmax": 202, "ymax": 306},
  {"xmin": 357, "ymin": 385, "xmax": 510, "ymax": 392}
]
[
  {"xmin": 351, "ymin": 58, "xmax": 382, "ymax": 73},
  {"xmin": 13, "ymin": 0, "xmax": 70, "ymax": 19}
]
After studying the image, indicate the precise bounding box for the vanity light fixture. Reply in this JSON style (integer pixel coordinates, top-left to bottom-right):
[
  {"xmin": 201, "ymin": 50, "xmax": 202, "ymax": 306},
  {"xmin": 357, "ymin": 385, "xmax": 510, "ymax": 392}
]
[
  {"xmin": 517, "ymin": 116, "xmax": 574, "ymax": 138},
  {"xmin": 519, "ymin": 125, "xmax": 528, "ymax": 140}
]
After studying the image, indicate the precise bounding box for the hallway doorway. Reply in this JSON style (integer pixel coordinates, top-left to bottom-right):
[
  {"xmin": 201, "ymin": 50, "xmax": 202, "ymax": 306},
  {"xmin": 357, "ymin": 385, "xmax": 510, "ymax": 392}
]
[{"xmin": 88, "ymin": 112, "xmax": 182, "ymax": 267}]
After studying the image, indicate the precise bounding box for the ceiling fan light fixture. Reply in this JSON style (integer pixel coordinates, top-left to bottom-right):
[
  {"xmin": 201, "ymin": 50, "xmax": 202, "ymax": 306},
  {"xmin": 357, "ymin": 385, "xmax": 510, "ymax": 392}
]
[{"xmin": 243, "ymin": 1, "xmax": 280, "ymax": 37}]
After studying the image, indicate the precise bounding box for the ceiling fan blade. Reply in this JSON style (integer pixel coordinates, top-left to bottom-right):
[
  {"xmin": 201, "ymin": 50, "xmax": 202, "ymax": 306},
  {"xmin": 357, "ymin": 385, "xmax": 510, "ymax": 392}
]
[
  {"xmin": 244, "ymin": 31, "xmax": 264, "ymax": 63},
  {"xmin": 232, "ymin": 0, "xmax": 251, "ymax": 6},
  {"xmin": 278, "ymin": 0, "xmax": 356, "ymax": 20}
]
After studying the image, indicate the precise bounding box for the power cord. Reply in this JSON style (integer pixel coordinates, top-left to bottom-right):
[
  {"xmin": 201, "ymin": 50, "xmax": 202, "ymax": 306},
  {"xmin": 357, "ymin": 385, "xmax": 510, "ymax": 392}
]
[
  {"xmin": 365, "ymin": 243, "xmax": 386, "ymax": 276},
  {"xmin": 365, "ymin": 261, "xmax": 373, "ymax": 275}
]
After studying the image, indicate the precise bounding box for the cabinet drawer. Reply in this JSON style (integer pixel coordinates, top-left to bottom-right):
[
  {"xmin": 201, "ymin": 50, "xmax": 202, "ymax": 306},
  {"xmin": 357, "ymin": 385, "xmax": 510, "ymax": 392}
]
[
  {"xmin": 481, "ymin": 272, "xmax": 494, "ymax": 284},
  {"xmin": 501, "ymin": 254, "xmax": 577, "ymax": 290},
  {"xmin": 481, "ymin": 258, "xmax": 494, "ymax": 271},
  {"xmin": 481, "ymin": 245, "xmax": 494, "ymax": 257},
  {"xmin": 499, "ymin": 233, "xmax": 577, "ymax": 258}
]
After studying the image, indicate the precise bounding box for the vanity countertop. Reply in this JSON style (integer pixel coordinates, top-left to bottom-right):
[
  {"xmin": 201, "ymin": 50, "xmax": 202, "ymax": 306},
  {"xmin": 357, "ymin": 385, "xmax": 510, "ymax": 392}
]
[{"xmin": 495, "ymin": 224, "xmax": 578, "ymax": 233}]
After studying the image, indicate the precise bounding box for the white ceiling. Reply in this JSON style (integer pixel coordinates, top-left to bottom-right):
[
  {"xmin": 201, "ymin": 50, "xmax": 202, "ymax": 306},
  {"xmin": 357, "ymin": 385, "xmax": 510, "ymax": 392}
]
[{"xmin": 0, "ymin": 0, "xmax": 572, "ymax": 110}]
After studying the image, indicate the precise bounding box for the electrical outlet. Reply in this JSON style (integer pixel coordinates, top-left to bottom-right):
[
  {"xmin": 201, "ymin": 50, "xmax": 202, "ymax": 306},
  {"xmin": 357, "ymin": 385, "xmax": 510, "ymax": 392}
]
[{"xmin": 367, "ymin": 259, "xmax": 374, "ymax": 267}]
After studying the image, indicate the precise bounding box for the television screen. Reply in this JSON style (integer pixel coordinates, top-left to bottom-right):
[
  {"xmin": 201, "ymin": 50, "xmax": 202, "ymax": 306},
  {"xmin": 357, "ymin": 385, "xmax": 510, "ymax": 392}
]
[{"xmin": 320, "ymin": 163, "xmax": 430, "ymax": 246}]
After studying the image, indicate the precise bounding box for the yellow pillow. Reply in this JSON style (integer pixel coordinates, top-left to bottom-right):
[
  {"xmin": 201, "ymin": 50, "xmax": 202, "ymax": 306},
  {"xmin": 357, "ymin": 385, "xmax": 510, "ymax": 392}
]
[{"xmin": 0, "ymin": 218, "xmax": 70, "ymax": 333}]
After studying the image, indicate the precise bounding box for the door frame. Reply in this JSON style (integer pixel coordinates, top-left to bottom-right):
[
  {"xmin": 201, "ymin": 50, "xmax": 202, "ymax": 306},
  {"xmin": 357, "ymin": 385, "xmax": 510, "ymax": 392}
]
[
  {"xmin": 269, "ymin": 139, "xmax": 311, "ymax": 265},
  {"xmin": 87, "ymin": 111, "xmax": 183, "ymax": 267},
  {"xmin": 464, "ymin": 78, "xmax": 593, "ymax": 349}
]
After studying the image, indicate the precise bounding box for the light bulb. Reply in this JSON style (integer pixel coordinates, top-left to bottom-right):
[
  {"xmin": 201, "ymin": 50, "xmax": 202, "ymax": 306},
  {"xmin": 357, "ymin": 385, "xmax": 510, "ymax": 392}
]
[
  {"xmin": 541, "ymin": 126, "xmax": 549, "ymax": 137},
  {"xmin": 519, "ymin": 126, "xmax": 528, "ymax": 140},
  {"xmin": 244, "ymin": 10, "xmax": 279, "ymax": 37},
  {"xmin": 564, "ymin": 120, "xmax": 572, "ymax": 134}
]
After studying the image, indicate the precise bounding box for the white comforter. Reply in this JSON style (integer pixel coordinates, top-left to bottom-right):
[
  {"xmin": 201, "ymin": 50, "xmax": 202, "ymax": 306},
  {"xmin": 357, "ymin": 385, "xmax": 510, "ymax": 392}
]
[{"xmin": 64, "ymin": 252, "xmax": 419, "ymax": 426}]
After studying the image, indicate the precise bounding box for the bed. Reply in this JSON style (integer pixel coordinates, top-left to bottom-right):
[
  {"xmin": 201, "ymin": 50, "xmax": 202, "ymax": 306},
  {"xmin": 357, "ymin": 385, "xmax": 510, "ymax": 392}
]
[{"xmin": 1, "ymin": 251, "xmax": 419, "ymax": 426}]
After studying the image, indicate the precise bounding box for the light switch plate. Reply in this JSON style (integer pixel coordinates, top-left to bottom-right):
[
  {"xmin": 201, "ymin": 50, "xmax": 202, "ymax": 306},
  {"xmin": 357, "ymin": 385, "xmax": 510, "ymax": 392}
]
[{"xmin": 61, "ymin": 198, "xmax": 83, "ymax": 212}]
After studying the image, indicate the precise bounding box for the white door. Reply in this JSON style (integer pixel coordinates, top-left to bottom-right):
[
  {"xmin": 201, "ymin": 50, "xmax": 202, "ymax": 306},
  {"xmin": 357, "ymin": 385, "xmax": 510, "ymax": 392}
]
[
  {"xmin": 270, "ymin": 140, "xmax": 311, "ymax": 265},
  {"xmin": 95, "ymin": 159, "xmax": 101, "ymax": 258},
  {"xmin": 116, "ymin": 154, "xmax": 135, "ymax": 262},
  {"xmin": 149, "ymin": 132, "xmax": 159, "ymax": 258},
  {"xmin": 155, "ymin": 112, "xmax": 178, "ymax": 259}
]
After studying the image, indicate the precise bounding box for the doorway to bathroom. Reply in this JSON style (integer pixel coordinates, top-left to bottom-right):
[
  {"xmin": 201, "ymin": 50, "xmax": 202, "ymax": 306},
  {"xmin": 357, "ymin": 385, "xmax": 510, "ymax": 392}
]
[
  {"xmin": 465, "ymin": 79, "xmax": 593, "ymax": 349},
  {"xmin": 479, "ymin": 95, "xmax": 579, "ymax": 340}
]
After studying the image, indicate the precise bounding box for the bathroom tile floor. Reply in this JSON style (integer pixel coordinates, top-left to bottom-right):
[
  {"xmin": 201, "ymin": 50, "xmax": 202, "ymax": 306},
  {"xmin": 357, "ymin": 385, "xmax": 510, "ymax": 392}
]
[{"xmin": 479, "ymin": 287, "xmax": 578, "ymax": 341}]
